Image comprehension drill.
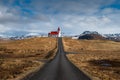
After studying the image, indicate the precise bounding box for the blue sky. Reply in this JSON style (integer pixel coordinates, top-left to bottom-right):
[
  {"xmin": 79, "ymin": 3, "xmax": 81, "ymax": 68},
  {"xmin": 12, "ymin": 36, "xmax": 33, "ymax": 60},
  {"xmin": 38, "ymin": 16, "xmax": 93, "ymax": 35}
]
[{"xmin": 0, "ymin": 0, "xmax": 120, "ymax": 37}]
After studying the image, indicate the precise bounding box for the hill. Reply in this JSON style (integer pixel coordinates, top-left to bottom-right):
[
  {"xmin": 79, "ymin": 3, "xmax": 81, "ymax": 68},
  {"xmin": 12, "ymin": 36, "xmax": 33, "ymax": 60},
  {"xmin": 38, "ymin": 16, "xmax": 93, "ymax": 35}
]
[
  {"xmin": 77, "ymin": 31, "xmax": 120, "ymax": 41},
  {"xmin": 79, "ymin": 34, "xmax": 105, "ymax": 40},
  {"xmin": 63, "ymin": 38, "xmax": 120, "ymax": 80},
  {"xmin": 0, "ymin": 37, "xmax": 57, "ymax": 80},
  {"xmin": 79, "ymin": 31, "xmax": 105, "ymax": 40}
]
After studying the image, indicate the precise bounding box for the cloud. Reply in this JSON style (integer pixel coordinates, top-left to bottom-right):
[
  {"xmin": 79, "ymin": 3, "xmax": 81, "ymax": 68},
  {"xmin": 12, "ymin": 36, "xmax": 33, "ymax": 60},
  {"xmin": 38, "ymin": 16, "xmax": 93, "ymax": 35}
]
[
  {"xmin": 25, "ymin": 32, "xmax": 40, "ymax": 36},
  {"xmin": 54, "ymin": 13, "xmax": 120, "ymax": 34},
  {"xmin": 0, "ymin": 5, "xmax": 50, "ymax": 23},
  {"xmin": 0, "ymin": 0, "xmax": 120, "ymax": 36},
  {"xmin": 30, "ymin": 0, "xmax": 115, "ymax": 14},
  {"xmin": 0, "ymin": 24, "xmax": 10, "ymax": 33},
  {"xmin": 0, "ymin": 3, "xmax": 51, "ymax": 36}
]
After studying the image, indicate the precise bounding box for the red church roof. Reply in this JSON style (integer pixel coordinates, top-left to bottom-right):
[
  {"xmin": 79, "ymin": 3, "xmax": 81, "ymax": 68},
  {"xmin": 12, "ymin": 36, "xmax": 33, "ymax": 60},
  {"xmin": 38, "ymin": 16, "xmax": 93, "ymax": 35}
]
[
  {"xmin": 48, "ymin": 27, "xmax": 60, "ymax": 37},
  {"xmin": 49, "ymin": 31, "xmax": 58, "ymax": 35}
]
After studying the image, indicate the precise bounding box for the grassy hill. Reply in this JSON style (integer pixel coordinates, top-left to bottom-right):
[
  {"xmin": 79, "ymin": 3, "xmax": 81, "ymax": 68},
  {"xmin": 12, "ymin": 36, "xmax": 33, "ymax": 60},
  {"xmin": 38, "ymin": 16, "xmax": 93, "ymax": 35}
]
[
  {"xmin": 0, "ymin": 37, "xmax": 57, "ymax": 80},
  {"xmin": 63, "ymin": 38, "xmax": 120, "ymax": 80}
]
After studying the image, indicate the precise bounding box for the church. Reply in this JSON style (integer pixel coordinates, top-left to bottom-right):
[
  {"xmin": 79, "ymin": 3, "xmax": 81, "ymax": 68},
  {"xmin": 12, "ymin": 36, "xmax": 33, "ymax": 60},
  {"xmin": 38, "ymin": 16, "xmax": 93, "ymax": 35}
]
[{"xmin": 48, "ymin": 27, "xmax": 61, "ymax": 37}]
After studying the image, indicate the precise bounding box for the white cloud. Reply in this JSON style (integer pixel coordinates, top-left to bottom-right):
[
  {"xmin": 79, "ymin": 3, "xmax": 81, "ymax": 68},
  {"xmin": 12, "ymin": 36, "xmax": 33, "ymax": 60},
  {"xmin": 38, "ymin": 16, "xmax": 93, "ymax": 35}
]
[
  {"xmin": 31, "ymin": 0, "xmax": 115, "ymax": 14},
  {"xmin": 0, "ymin": 24, "xmax": 10, "ymax": 33},
  {"xmin": 25, "ymin": 32, "xmax": 40, "ymax": 36},
  {"xmin": 0, "ymin": 0, "xmax": 120, "ymax": 36},
  {"xmin": 53, "ymin": 14, "xmax": 120, "ymax": 34}
]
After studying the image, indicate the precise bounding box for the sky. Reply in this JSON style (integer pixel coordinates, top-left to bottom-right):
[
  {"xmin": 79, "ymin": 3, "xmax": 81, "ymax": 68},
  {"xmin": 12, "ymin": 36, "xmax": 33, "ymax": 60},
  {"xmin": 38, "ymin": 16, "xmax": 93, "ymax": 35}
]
[{"xmin": 0, "ymin": 0, "xmax": 120, "ymax": 37}]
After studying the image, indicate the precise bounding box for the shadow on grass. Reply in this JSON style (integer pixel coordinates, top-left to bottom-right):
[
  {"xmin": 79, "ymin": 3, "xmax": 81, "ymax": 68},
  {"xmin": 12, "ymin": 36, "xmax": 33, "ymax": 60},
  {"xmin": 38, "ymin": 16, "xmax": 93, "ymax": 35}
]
[
  {"xmin": 44, "ymin": 46, "xmax": 57, "ymax": 59},
  {"xmin": 88, "ymin": 59, "xmax": 120, "ymax": 75},
  {"xmin": 88, "ymin": 59, "xmax": 120, "ymax": 67}
]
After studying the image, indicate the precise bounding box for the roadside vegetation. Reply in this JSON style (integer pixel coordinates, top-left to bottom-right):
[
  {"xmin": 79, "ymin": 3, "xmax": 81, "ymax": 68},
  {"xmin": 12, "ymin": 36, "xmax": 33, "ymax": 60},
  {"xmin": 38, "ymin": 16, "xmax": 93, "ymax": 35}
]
[
  {"xmin": 0, "ymin": 37, "xmax": 57, "ymax": 80},
  {"xmin": 63, "ymin": 38, "xmax": 120, "ymax": 80}
]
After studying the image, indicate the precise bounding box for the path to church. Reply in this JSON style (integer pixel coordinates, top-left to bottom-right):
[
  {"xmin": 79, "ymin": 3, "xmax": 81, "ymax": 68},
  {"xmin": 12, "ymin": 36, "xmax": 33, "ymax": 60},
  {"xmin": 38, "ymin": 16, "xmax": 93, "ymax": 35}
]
[{"xmin": 23, "ymin": 38, "xmax": 91, "ymax": 80}]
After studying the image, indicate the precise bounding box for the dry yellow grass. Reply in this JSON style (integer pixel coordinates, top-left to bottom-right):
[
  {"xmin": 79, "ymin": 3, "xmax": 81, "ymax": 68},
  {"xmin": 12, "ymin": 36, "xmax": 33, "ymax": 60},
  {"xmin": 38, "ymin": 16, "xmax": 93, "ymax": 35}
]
[
  {"xmin": 63, "ymin": 38, "xmax": 120, "ymax": 80},
  {"xmin": 63, "ymin": 38, "xmax": 120, "ymax": 52},
  {"xmin": 0, "ymin": 37, "xmax": 57, "ymax": 80}
]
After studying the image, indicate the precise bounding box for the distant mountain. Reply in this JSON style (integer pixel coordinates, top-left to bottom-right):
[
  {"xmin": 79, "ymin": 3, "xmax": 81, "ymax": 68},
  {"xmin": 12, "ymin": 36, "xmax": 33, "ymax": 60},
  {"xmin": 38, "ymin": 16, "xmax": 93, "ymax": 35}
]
[
  {"xmin": 0, "ymin": 36, "xmax": 9, "ymax": 41},
  {"xmin": 82, "ymin": 31, "xmax": 99, "ymax": 35},
  {"xmin": 0, "ymin": 32, "xmax": 48, "ymax": 40},
  {"xmin": 79, "ymin": 34, "xmax": 105, "ymax": 40},
  {"xmin": 9, "ymin": 33, "xmax": 48, "ymax": 40},
  {"xmin": 78, "ymin": 31, "xmax": 120, "ymax": 41},
  {"xmin": 79, "ymin": 31, "xmax": 105, "ymax": 40},
  {"xmin": 104, "ymin": 33, "xmax": 120, "ymax": 38},
  {"xmin": 104, "ymin": 33, "xmax": 120, "ymax": 42},
  {"xmin": 9, "ymin": 35, "xmax": 38, "ymax": 40}
]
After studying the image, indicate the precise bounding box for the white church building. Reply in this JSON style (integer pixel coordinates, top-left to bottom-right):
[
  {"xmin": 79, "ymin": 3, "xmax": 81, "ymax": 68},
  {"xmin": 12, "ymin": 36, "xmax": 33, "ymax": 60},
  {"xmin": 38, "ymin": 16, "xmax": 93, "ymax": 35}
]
[{"xmin": 48, "ymin": 27, "xmax": 61, "ymax": 37}]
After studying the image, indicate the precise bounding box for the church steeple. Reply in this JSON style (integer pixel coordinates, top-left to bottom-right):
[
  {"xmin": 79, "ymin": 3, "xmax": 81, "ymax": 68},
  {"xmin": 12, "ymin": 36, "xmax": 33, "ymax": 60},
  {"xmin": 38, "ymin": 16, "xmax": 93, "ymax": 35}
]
[
  {"xmin": 58, "ymin": 27, "xmax": 61, "ymax": 37},
  {"xmin": 58, "ymin": 27, "xmax": 60, "ymax": 32}
]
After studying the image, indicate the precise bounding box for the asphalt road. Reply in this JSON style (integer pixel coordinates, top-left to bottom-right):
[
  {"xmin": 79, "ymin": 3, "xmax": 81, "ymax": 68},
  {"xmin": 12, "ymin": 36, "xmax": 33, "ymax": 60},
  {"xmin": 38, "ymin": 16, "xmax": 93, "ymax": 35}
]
[{"xmin": 24, "ymin": 38, "xmax": 91, "ymax": 80}]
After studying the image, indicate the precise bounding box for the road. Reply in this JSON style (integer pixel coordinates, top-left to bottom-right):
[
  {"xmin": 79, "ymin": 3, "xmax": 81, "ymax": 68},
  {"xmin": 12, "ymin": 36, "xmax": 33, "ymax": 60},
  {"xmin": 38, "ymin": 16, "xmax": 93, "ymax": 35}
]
[{"xmin": 24, "ymin": 38, "xmax": 91, "ymax": 80}]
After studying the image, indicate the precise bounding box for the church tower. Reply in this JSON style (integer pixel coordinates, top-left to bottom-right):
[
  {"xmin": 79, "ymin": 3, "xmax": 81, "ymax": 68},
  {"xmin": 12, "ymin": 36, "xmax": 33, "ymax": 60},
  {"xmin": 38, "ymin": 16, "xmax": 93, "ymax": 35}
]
[{"xmin": 58, "ymin": 27, "xmax": 61, "ymax": 37}]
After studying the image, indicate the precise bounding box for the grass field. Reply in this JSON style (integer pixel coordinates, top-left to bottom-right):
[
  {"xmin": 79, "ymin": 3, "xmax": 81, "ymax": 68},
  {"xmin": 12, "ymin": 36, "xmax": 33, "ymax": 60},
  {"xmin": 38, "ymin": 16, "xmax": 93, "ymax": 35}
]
[
  {"xmin": 0, "ymin": 37, "xmax": 57, "ymax": 80},
  {"xmin": 63, "ymin": 38, "xmax": 120, "ymax": 80}
]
